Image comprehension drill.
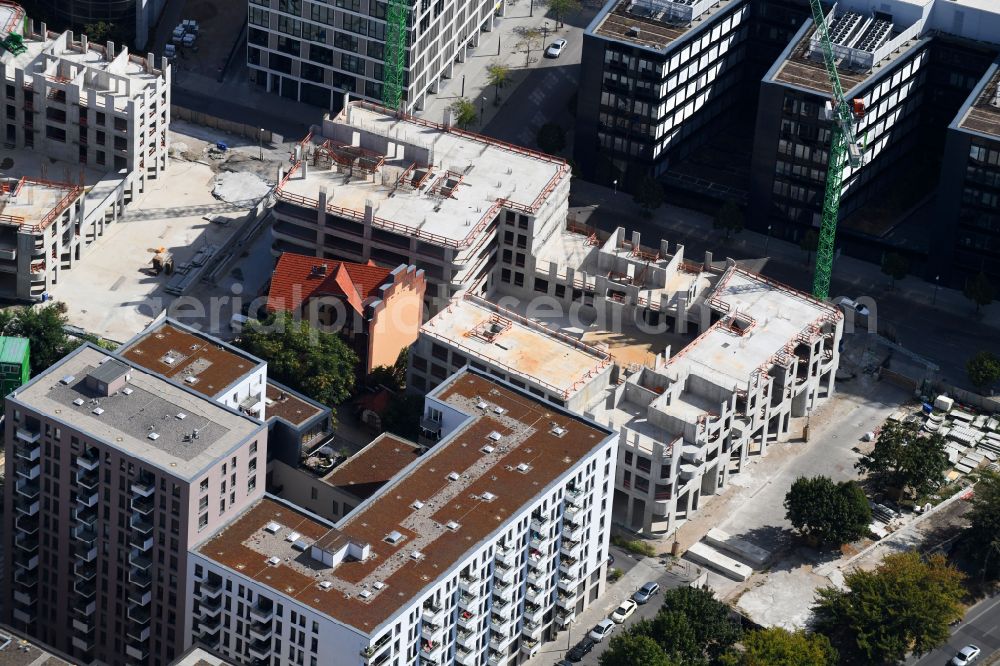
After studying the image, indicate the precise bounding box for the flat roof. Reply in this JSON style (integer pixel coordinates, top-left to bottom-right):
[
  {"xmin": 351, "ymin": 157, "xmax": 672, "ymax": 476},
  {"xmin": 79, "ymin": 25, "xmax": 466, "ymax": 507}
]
[
  {"xmin": 958, "ymin": 66, "xmax": 1000, "ymax": 137},
  {"xmin": 276, "ymin": 102, "xmax": 569, "ymax": 248},
  {"xmin": 667, "ymin": 268, "xmax": 840, "ymax": 389},
  {"xmin": 590, "ymin": 0, "xmax": 740, "ymax": 51},
  {"xmin": 196, "ymin": 372, "xmax": 612, "ymax": 634},
  {"xmin": 0, "ymin": 629, "xmax": 72, "ymax": 666},
  {"xmin": 265, "ymin": 381, "xmax": 326, "ymax": 427},
  {"xmin": 118, "ymin": 320, "xmax": 263, "ymax": 399},
  {"xmin": 0, "ymin": 177, "xmax": 82, "ymax": 231},
  {"xmin": 321, "ymin": 433, "xmax": 421, "ymax": 501},
  {"xmin": 10, "ymin": 345, "xmax": 264, "ymax": 480},
  {"xmin": 421, "ymin": 295, "xmax": 612, "ymax": 400}
]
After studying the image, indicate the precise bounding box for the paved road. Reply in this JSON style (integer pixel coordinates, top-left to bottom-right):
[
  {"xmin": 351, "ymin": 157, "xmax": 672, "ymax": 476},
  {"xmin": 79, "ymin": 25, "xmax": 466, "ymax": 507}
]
[{"xmin": 908, "ymin": 594, "xmax": 1000, "ymax": 665}]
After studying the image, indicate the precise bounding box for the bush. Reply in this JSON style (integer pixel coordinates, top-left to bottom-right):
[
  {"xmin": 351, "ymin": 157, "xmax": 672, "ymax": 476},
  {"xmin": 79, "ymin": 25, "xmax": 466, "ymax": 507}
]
[
  {"xmin": 607, "ymin": 567, "xmax": 624, "ymax": 582},
  {"xmin": 612, "ymin": 535, "xmax": 657, "ymax": 557}
]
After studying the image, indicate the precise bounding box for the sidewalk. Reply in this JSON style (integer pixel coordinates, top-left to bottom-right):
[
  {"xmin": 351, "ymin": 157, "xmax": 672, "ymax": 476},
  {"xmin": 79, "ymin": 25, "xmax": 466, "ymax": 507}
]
[{"xmin": 416, "ymin": 0, "xmax": 593, "ymax": 128}]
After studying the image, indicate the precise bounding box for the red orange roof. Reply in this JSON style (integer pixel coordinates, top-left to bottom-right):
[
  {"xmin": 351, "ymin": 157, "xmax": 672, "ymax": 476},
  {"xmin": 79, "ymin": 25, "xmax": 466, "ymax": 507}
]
[{"xmin": 267, "ymin": 252, "xmax": 394, "ymax": 315}]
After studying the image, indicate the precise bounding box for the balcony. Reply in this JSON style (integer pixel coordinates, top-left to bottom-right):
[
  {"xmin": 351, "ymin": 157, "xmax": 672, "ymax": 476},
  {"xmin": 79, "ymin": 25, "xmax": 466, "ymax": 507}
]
[
  {"xmin": 523, "ymin": 602, "xmax": 544, "ymax": 625},
  {"xmin": 458, "ymin": 592, "xmax": 477, "ymax": 611},
  {"xmin": 456, "ymin": 645, "xmax": 478, "ymax": 666},
  {"xmin": 14, "ymin": 532, "xmax": 38, "ymax": 555},
  {"xmin": 74, "ymin": 580, "xmax": 97, "ymax": 599},
  {"xmin": 197, "ymin": 596, "xmax": 223, "ymax": 618},
  {"xmin": 15, "ymin": 426, "xmax": 40, "ymax": 443},
  {"xmin": 493, "ymin": 579, "xmax": 514, "ymax": 602},
  {"xmin": 494, "ymin": 561, "xmax": 516, "ymax": 584},
  {"xmin": 249, "ymin": 602, "xmax": 273, "ymax": 623},
  {"xmin": 13, "ymin": 551, "xmax": 38, "ymax": 571},
  {"xmin": 130, "ymin": 514, "xmax": 153, "ymax": 534},
  {"xmin": 76, "ymin": 469, "xmax": 99, "ymax": 489},
  {"xmin": 195, "ymin": 615, "xmax": 222, "ymax": 637},
  {"xmin": 557, "ymin": 577, "xmax": 577, "ymax": 593},
  {"xmin": 12, "ymin": 608, "xmax": 36, "ymax": 624},
  {"xmin": 559, "ymin": 558, "xmax": 580, "ymax": 580},
  {"xmin": 131, "ymin": 495, "xmax": 153, "ymax": 514},
  {"xmin": 75, "ymin": 544, "xmax": 97, "ymax": 562},
  {"xmin": 489, "ymin": 632, "xmax": 514, "ymax": 651},
  {"xmin": 129, "ymin": 568, "xmax": 152, "ymax": 588},
  {"xmin": 77, "ymin": 488, "xmax": 99, "ymax": 508},
  {"xmin": 199, "ymin": 578, "xmax": 223, "ymax": 598},
  {"xmin": 15, "ymin": 515, "xmax": 39, "ymax": 535},
  {"xmin": 565, "ymin": 487, "xmax": 584, "ymax": 507},
  {"xmin": 419, "ymin": 640, "xmax": 444, "ymax": 661},
  {"xmin": 247, "ymin": 638, "xmax": 271, "ymax": 660},
  {"xmin": 131, "ymin": 480, "xmax": 155, "ymax": 497},
  {"xmin": 128, "ymin": 589, "xmax": 151, "ymax": 606},
  {"xmin": 492, "ymin": 596, "xmax": 512, "ymax": 617},
  {"xmin": 14, "ymin": 440, "xmax": 40, "ymax": 461},
  {"xmin": 421, "ymin": 620, "xmax": 445, "ymax": 644},
  {"xmin": 131, "ymin": 534, "xmax": 154, "ymax": 551},
  {"xmin": 249, "ymin": 620, "xmax": 272, "ymax": 642},
  {"xmin": 561, "ymin": 539, "xmax": 583, "ymax": 559},
  {"xmin": 457, "ymin": 609, "xmax": 477, "ymax": 630},
  {"xmin": 129, "ymin": 549, "xmax": 152, "ymax": 570},
  {"xmin": 528, "ymin": 532, "xmax": 553, "ymax": 551},
  {"xmin": 74, "ymin": 525, "xmax": 97, "ymax": 544},
  {"xmin": 75, "ymin": 561, "xmax": 97, "ymax": 581},
  {"xmin": 126, "ymin": 625, "xmax": 150, "ymax": 642},
  {"xmin": 76, "ymin": 453, "xmax": 99, "ymax": 471},
  {"xmin": 495, "ymin": 545, "xmax": 517, "ymax": 566},
  {"xmin": 521, "ymin": 636, "xmax": 539, "ymax": 657},
  {"xmin": 127, "ymin": 603, "xmax": 150, "ymax": 625},
  {"xmin": 523, "ymin": 619, "xmax": 543, "ymax": 640},
  {"xmin": 487, "ymin": 650, "xmax": 504, "ymax": 666},
  {"xmin": 14, "ymin": 569, "xmax": 37, "ymax": 588},
  {"xmin": 15, "ymin": 461, "xmax": 40, "ymax": 480},
  {"xmin": 72, "ymin": 635, "xmax": 95, "ymax": 652},
  {"xmin": 530, "ymin": 514, "xmax": 550, "ymax": 532},
  {"xmin": 421, "ymin": 602, "xmax": 444, "ymax": 625},
  {"xmin": 527, "ymin": 549, "xmax": 546, "ymax": 571},
  {"xmin": 525, "ymin": 584, "xmax": 545, "ymax": 605},
  {"xmin": 563, "ymin": 523, "xmax": 583, "ymax": 541},
  {"xmin": 72, "ymin": 617, "xmax": 93, "ymax": 633},
  {"xmin": 73, "ymin": 599, "xmax": 96, "ymax": 617},
  {"xmin": 459, "ymin": 573, "xmax": 480, "ymax": 594},
  {"xmin": 125, "ymin": 644, "xmax": 148, "ymax": 661},
  {"xmin": 457, "ymin": 627, "xmax": 477, "ymax": 650},
  {"xmin": 563, "ymin": 504, "xmax": 582, "ymax": 523},
  {"xmin": 13, "ymin": 590, "xmax": 33, "ymax": 605},
  {"xmin": 526, "ymin": 568, "xmax": 546, "ymax": 587},
  {"xmin": 556, "ymin": 590, "xmax": 576, "ymax": 609},
  {"xmin": 489, "ymin": 613, "xmax": 511, "ymax": 633},
  {"xmin": 75, "ymin": 506, "xmax": 97, "ymax": 528},
  {"xmin": 556, "ymin": 608, "xmax": 576, "ymax": 626}
]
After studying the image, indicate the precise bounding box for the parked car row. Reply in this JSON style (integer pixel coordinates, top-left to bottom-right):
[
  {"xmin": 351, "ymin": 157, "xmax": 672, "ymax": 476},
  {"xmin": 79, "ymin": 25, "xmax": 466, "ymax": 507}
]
[{"xmin": 558, "ymin": 581, "xmax": 661, "ymax": 663}]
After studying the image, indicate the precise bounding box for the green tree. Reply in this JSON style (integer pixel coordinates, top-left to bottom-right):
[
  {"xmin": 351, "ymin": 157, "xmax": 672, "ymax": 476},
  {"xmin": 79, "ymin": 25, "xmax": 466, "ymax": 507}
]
[
  {"xmin": 963, "ymin": 469, "xmax": 1000, "ymax": 581},
  {"xmin": 967, "ymin": 350, "xmax": 1000, "ymax": 393},
  {"xmin": 542, "ymin": 0, "xmax": 581, "ymax": 26},
  {"xmin": 83, "ymin": 21, "xmax": 115, "ymax": 42},
  {"xmin": 450, "ymin": 98, "xmax": 477, "ymax": 129},
  {"xmin": 855, "ymin": 420, "xmax": 948, "ymax": 501},
  {"xmin": 800, "ymin": 229, "xmax": 819, "ymax": 264},
  {"xmin": 236, "ymin": 311, "xmax": 357, "ymax": 408},
  {"xmin": 714, "ymin": 202, "xmax": 744, "ymax": 240},
  {"xmin": 647, "ymin": 586, "xmax": 741, "ymax": 664},
  {"xmin": 813, "ymin": 551, "xmax": 965, "ymax": 664},
  {"xmin": 784, "ymin": 476, "xmax": 871, "ymax": 547},
  {"xmin": 634, "ymin": 175, "xmax": 665, "ymax": 217},
  {"xmin": 0, "ymin": 302, "xmax": 80, "ymax": 375},
  {"xmin": 536, "ymin": 122, "xmax": 566, "ymax": 155},
  {"xmin": 368, "ymin": 348, "xmax": 408, "ymax": 391},
  {"xmin": 964, "ymin": 271, "xmax": 995, "ymax": 315},
  {"xmin": 881, "ymin": 252, "xmax": 909, "ymax": 290},
  {"xmin": 380, "ymin": 393, "xmax": 424, "ymax": 440},
  {"xmin": 515, "ymin": 27, "xmax": 543, "ymax": 67},
  {"xmin": 738, "ymin": 628, "xmax": 838, "ymax": 666},
  {"xmin": 486, "ymin": 62, "xmax": 509, "ymax": 105},
  {"xmin": 599, "ymin": 632, "xmax": 678, "ymax": 666}
]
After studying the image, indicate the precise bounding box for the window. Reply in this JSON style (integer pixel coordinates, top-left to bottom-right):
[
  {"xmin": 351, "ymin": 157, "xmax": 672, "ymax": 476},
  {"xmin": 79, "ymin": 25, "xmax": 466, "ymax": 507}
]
[
  {"xmin": 198, "ymin": 513, "xmax": 208, "ymax": 530},
  {"xmin": 200, "ymin": 478, "xmax": 208, "ymax": 493}
]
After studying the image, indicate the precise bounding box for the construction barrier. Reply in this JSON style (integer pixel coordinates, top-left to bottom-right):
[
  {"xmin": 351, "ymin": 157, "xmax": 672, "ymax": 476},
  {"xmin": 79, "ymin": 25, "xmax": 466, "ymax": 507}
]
[{"xmin": 170, "ymin": 106, "xmax": 279, "ymax": 145}]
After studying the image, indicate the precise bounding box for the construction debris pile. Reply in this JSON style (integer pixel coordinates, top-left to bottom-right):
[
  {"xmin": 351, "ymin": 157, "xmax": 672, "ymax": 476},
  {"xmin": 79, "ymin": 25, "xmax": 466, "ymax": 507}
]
[{"xmin": 922, "ymin": 394, "xmax": 1000, "ymax": 475}]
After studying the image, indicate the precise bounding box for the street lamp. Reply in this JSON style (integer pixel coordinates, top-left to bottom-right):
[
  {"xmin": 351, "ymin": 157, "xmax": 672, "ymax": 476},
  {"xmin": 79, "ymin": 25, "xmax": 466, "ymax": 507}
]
[
  {"xmin": 461, "ymin": 74, "xmax": 466, "ymax": 97},
  {"xmin": 542, "ymin": 23, "xmax": 549, "ymax": 50},
  {"xmin": 612, "ymin": 179, "xmax": 618, "ymax": 195},
  {"xmin": 933, "ymin": 275, "xmax": 940, "ymax": 305},
  {"xmin": 764, "ymin": 224, "xmax": 772, "ymax": 256},
  {"xmin": 480, "ymin": 96, "xmax": 487, "ymax": 124},
  {"xmin": 258, "ymin": 128, "xmax": 264, "ymax": 161},
  {"xmin": 530, "ymin": 0, "xmax": 534, "ymax": 17}
]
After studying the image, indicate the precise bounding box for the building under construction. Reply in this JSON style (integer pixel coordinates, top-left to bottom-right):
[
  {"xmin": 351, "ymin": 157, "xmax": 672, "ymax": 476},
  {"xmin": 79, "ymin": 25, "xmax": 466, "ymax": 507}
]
[
  {"xmin": 247, "ymin": 0, "xmax": 506, "ymax": 112},
  {"xmin": 269, "ymin": 100, "xmax": 571, "ymax": 310}
]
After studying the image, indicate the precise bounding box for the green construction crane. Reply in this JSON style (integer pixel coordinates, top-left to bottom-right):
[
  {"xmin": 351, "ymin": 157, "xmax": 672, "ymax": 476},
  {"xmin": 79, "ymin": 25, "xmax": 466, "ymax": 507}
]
[
  {"xmin": 807, "ymin": 0, "xmax": 863, "ymax": 300},
  {"xmin": 382, "ymin": 0, "xmax": 408, "ymax": 110}
]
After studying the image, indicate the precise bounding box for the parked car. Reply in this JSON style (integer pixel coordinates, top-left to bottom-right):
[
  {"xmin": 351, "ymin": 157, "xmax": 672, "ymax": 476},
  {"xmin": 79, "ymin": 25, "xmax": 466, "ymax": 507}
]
[
  {"xmin": 588, "ymin": 618, "xmax": 616, "ymax": 642},
  {"xmin": 163, "ymin": 44, "xmax": 176, "ymax": 58},
  {"xmin": 545, "ymin": 38, "xmax": 567, "ymax": 58},
  {"xmin": 566, "ymin": 637, "xmax": 596, "ymax": 662},
  {"xmin": 610, "ymin": 599, "xmax": 637, "ymax": 623},
  {"xmin": 951, "ymin": 645, "xmax": 981, "ymax": 666},
  {"xmin": 633, "ymin": 581, "xmax": 660, "ymax": 604}
]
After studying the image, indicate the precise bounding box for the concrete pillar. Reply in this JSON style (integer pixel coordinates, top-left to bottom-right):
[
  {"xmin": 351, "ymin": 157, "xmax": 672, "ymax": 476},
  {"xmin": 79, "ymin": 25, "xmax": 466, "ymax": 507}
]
[{"xmin": 704, "ymin": 250, "xmax": 713, "ymax": 270}]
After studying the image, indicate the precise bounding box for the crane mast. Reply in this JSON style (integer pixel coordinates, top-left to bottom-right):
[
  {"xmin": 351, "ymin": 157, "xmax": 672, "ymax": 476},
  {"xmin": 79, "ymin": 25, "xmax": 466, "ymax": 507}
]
[
  {"xmin": 382, "ymin": 0, "xmax": 408, "ymax": 111},
  {"xmin": 807, "ymin": 0, "xmax": 862, "ymax": 300}
]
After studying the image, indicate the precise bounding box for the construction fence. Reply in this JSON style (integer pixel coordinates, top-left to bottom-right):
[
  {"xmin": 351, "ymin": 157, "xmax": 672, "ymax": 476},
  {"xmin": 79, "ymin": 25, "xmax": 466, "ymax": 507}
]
[{"xmin": 170, "ymin": 106, "xmax": 282, "ymax": 145}]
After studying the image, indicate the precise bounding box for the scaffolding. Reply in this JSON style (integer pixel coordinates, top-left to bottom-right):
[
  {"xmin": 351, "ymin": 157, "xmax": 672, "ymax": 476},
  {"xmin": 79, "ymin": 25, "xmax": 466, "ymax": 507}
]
[{"xmin": 382, "ymin": 0, "xmax": 408, "ymax": 110}]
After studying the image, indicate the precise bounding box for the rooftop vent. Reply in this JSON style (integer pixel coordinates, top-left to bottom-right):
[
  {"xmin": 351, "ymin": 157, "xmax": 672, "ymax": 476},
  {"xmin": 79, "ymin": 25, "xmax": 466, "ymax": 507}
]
[
  {"xmin": 122, "ymin": 388, "xmax": 133, "ymax": 395},
  {"xmin": 481, "ymin": 445, "xmax": 495, "ymax": 455},
  {"xmin": 292, "ymin": 539, "xmax": 309, "ymax": 551},
  {"xmin": 480, "ymin": 491, "xmax": 497, "ymax": 503},
  {"xmin": 411, "ymin": 500, "xmax": 424, "ymax": 510},
  {"xmin": 184, "ymin": 376, "xmax": 198, "ymax": 385},
  {"xmin": 92, "ymin": 407, "xmax": 104, "ymax": 416},
  {"xmin": 488, "ymin": 431, "xmax": 502, "ymax": 442},
  {"xmin": 266, "ymin": 556, "xmax": 281, "ymax": 566},
  {"xmin": 60, "ymin": 375, "xmax": 75, "ymax": 385},
  {"xmin": 445, "ymin": 520, "xmax": 461, "ymax": 531},
  {"xmin": 147, "ymin": 432, "xmax": 159, "ymax": 440},
  {"xmin": 373, "ymin": 581, "xmax": 386, "ymax": 590},
  {"xmin": 73, "ymin": 398, "xmax": 85, "ymax": 406},
  {"xmin": 447, "ymin": 471, "xmax": 460, "ymax": 482},
  {"xmin": 264, "ymin": 522, "xmax": 282, "ymax": 534},
  {"xmin": 516, "ymin": 463, "xmax": 531, "ymax": 473},
  {"xmin": 162, "ymin": 355, "xmax": 176, "ymax": 365},
  {"xmin": 411, "ymin": 550, "xmax": 425, "ymax": 561},
  {"xmin": 476, "ymin": 400, "xmax": 488, "ymax": 410},
  {"xmin": 626, "ymin": 25, "xmax": 641, "ymax": 38},
  {"xmin": 385, "ymin": 530, "xmax": 405, "ymax": 545},
  {"xmin": 551, "ymin": 426, "xmax": 567, "ymax": 437},
  {"xmin": 493, "ymin": 406, "xmax": 507, "ymax": 415},
  {"xmin": 359, "ymin": 589, "xmax": 372, "ymax": 599},
  {"xmin": 319, "ymin": 581, "xmax": 333, "ymax": 590},
  {"xmin": 176, "ymin": 413, "xmax": 187, "ymax": 420},
  {"xmin": 286, "ymin": 531, "xmax": 302, "ymax": 542}
]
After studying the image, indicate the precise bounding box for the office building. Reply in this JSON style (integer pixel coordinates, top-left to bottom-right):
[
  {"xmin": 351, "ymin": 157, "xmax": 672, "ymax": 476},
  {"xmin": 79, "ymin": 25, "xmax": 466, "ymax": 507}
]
[
  {"xmin": 247, "ymin": 0, "xmax": 504, "ymax": 112},
  {"xmin": 266, "ymin": 252, "xmax": 426, "ymax": 373},
  {"xmin": 2, "ymin": 344, "xmax": 268, "ymax": 666},
  {"xmin": 28, "ymin": 0, "xmax": 166, "ymax": 49},
  {"xmin": 187, "ymin": 370, "xmax": 617, "ymax": 665},
  {"xmin": 270, "ymin": 100, "xmax": 570, "ymax": 309}
]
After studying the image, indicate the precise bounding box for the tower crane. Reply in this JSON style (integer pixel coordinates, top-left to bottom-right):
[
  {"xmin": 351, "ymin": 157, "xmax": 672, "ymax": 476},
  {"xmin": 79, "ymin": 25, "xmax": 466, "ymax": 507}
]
[{"xmin": 806, "ymin": 0, "xmax": 865, "ymax": 300}]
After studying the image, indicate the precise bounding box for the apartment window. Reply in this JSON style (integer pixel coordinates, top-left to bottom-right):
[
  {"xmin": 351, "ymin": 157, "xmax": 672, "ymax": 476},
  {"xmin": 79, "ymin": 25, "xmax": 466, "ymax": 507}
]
[
  {"xmin": 250, "ymin": 442, "xmax": 258, "ymax": 456},
  {"xmin": 198, "ymin": 513, "xmax": 208, "ymax": 530},
  {"xmin": 249, "ymin": 458, "xmax": 257, "ymax": 473},
  {"xmin": 200, "ymin": 478, "xmax": 209, "ymax": 493},
  {"xmin": 248, "ymin": 476, "xmax": 257, "ymax": 494}
]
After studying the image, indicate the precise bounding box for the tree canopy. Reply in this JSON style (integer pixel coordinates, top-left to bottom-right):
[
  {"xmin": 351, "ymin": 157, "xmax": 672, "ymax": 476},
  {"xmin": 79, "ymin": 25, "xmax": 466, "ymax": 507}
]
[
  {"xmin": 964, "ymin": 272, "xmax": 995, "ymax": 315},
  {"xmin": 536, "ymin": 122, "xmax": 567, "ymax": 155},
  {"xmin": 542, "ymin": 0, "xmax": 581, "ymax": 26},
  {"xmin": 634, "ymin": 175, "xmax": 665, "ymax": 216},
  {"xmin": 799, "ymin": 229, "xmax": 819, "ymax": 264},
  {"xmin": 486, "ymin": 62, "xmax": 510, "ymax": 105},
  {"xmin": 599, "ymin": 632, "xmax": 679, "ymax": 666},
  {"xmin": 450, "ymin": 98, "xmax": 477, "ymax": 128},
  {"xmin": 813, "ymin": 551, "xmax": 964, "ymax": 663},
  {"xmin": 650, "ymin": 587, "xmax": 742, "ymax": 664},
  {"xmin": 237, "ymin": 311, "xmax": 357, "ymax": 408},
  {"xmin": 714, "ymin": 202, "xmax": 744, "ymax": 240},
  {"xmin": 0, "ymin": 302, "xmax": 82, "ymax": 376},
  {"xmin": 963, "ymin": 469, "xmax": 1000, "ymax": 581},
  {"xmin": 880, "ymin": 252, "xmax": 909, "ymax": 290},
  {"xmin": 855, "ymin": 420, "xmax": 948, "ymax": 500},
  {"xmin": 966, "ymin": 350, "xmax": 1000, "ymax": 393},
  {"xmin": 736, "ymin": 627, "xmax": 838, "ymax": 666},
  {"xmin": 784, "ymin": 475, "xmax": 871, "ymax": 547}
]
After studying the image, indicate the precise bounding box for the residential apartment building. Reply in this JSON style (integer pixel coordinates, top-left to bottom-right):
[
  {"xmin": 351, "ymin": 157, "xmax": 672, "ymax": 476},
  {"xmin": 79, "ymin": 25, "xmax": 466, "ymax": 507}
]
[
  {"xmin": 247, "ymin": 0, "xmax": 504, "ymax": 112},
  {"xmin": 749, "ymin": 0, "xmax": 1000, "ymax": 265},
  {"xmin": 187, "ymin": 370, "xmax": 617, "ymax": 665},
  {"xmin": 575, "ymin": 0, "xmax": 753, "ymax": 185},
  {"xmin": 264, "ymin": 379, "xmax": 333, "ymax": 466},
  {"xmin": 270, "ymin": 100, "xmax": 570, "ymax": 310},
  {"xmin": 2, "ymin": 15, "xmax": 170, "ymax": 192},
  {"xmin": 2, "ymin": 344, "xmax": 268, "ymax": 666},
  {"xmin": 117, "ymin": 315, "xmax": 269, "ymax": 421},
  {"xmin": 266, "ymin": 252, "xmax": 426, "ymax": 373},
  {"xmin": 934, "ymin": 57, "xmax": 1000, "ymax": 287}
]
